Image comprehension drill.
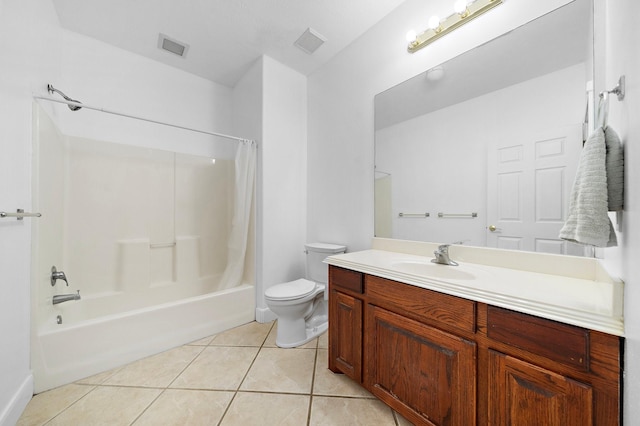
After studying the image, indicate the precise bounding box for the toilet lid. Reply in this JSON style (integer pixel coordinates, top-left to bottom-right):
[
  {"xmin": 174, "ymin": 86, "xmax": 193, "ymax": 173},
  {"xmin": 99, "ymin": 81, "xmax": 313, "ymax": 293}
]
[{"xmin": 265, "ymin": 279, "xmax": 316, "ymax": 300}]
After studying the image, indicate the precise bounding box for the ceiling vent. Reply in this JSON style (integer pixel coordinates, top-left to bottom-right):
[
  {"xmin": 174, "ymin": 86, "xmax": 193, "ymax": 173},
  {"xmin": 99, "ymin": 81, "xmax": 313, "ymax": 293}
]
[
  {"xmin": 158, "ymin": 33, "xmax": 189, "ymax": 58},
  {"xmin": 294, "ymin": 28, "xmax": 326, "ymax": 55}
]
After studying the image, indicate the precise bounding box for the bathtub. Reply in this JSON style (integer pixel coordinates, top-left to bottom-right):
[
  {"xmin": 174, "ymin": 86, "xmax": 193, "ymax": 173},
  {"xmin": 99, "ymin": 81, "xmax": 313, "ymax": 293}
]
[
  {"xmin": 31, "ymin": 104, "xmax": 257, "ymax": 393},
  {"xmin": 32, "ymin": 284, "xmax": 255, "ymax": 393}
]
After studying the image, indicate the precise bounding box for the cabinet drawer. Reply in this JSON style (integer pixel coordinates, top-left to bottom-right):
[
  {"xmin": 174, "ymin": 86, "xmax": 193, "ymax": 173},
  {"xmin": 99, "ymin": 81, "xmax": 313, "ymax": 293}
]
[
  {"xmin": 366, "ymin": 275, "xmax": 476, "ymax": 333},
  {"xmin": 329, "ymin": 266, "xmax": 364, "ymax": 294},
  {"xmin": 487, "ymin": 306, "xmax": 589, "ymax": 371}
]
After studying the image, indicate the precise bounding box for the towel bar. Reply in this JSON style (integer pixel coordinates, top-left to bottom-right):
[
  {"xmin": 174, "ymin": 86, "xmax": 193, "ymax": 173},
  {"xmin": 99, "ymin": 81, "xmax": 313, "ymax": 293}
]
[
  {"xmin": 1, "ymin": 209, "xmax": 42, "ymax": 220},
  {"xmin": 399, "ymin": 212, "xmax": 430, "ymax": 218},
  {"xmin": 438, "ymin": 212, "xmax": 478, "ymax": 218}
]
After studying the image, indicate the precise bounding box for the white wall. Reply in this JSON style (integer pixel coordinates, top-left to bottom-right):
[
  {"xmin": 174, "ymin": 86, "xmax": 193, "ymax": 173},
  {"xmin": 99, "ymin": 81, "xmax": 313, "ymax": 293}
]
[
  {"xmin": 0, "ymin": 0, "xmax": 238, "ymax": 423},
  {"xmin": 0, "ymin": 2, "xmax": 59, "ymax": 423},
  {"xmin": 256, "ymin": 56, "xmax": 308, "ymax": 320},
  {"xmin": 600, "ymin": 0, "xmax": 640, "ymax": 422},
  {"xmin": 307, "ymin": 0, "xmax": 573, "ymax": 252},
  {"xmin": 232, "ymin": 55, "xmax": 309, "ymax": 322}
]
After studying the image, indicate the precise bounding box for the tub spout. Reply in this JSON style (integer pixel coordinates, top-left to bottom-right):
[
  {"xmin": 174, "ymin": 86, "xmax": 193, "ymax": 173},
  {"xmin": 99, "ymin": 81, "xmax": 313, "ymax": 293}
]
[{"xmin": 53, "ymin": 290, "xmax": 81, "ymax": 305}]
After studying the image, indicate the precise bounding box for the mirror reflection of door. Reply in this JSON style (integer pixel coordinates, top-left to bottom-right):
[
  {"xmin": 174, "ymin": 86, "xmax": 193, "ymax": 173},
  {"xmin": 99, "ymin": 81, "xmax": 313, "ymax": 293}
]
[{"xmin": 486, "ymin": 124, "xmax": 585, "ymax": 255}]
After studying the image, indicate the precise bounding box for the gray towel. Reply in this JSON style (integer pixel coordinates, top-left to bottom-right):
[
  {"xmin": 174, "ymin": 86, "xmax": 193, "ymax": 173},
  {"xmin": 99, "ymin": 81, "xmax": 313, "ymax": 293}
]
[
  {"xmin": 559, "ymin": 127, "xmax": 617, "ymax": 247},
  {"xmin": 605, "ymin": 126, "xmax": 624, "ymax": 211}
]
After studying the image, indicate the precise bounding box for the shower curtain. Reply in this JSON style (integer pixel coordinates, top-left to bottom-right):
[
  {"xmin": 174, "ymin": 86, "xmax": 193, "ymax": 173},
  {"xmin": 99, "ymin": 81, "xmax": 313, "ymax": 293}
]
[{"xmin": 219, "ymin": 140, "xmax": 256, "ymax": 289}]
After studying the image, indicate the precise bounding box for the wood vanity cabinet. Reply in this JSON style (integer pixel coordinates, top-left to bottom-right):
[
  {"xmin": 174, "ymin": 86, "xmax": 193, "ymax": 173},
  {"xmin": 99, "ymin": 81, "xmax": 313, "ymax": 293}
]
[{"xmin": 327, "ymin": 265, "xmax": 623, "ymax": 426}]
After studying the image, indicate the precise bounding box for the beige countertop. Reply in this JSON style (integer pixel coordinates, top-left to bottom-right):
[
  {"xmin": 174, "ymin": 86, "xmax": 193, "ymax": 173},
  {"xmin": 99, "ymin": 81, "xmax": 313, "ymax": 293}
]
[{"xmin": 325, "ymin": 238, "xmax": 624, "ymax": 336}]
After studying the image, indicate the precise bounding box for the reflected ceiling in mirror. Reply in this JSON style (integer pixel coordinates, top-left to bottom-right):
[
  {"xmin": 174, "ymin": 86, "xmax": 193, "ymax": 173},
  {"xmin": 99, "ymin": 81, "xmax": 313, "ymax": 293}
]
[{"xmin": 374, "ymin": 0, "xmax": 593, "ymax": 257}]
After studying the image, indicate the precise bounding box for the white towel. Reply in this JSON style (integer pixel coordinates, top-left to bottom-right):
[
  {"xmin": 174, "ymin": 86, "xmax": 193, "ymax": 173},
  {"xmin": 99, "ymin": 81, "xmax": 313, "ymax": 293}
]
[
  {"xmin": 559, "ymin": 127, "xmax": 617, "ymax": 247},
  {"xmin": 605, "ymin": 126, "xmax": 624, "ymax": 211}
]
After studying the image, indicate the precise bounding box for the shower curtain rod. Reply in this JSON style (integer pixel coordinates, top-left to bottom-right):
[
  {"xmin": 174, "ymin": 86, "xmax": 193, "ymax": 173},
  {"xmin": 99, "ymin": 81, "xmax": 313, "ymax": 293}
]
[{"xmin": 33, "ymin": 95, "xmax": 254, "ymax": 144}]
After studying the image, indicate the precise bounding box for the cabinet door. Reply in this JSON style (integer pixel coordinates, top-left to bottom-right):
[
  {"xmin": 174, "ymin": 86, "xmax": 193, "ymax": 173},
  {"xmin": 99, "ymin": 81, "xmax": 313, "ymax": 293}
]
[
  {"xmin": 329, "ymin": 290, "xmax": 363, "ymax": 382},
  {"xmin": 365, "ymin": 305, "xmax": 476, "ymax": 426},
  {"xmin": 488, "ymin": 349, "xmax": 593, "ymax": 425}
]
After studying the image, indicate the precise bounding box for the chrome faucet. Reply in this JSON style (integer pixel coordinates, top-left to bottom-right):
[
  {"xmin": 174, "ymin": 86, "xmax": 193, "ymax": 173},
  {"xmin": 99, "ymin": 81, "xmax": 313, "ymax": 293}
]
[
  {"xmin": 53, "ymin": 290, "xmax": 81, "ymax": 305},
  {"xmin": 51, "ymin": 266, "xmax": 69, "ymax": 286},
  {"xmin": 431, "ymin": 241, "xmax": 464, "ymax": 266}
]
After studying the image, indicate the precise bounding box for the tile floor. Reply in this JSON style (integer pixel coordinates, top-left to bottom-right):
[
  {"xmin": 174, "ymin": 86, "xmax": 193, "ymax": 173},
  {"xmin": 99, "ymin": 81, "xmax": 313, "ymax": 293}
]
[{"xmin": 18, "ymin": 321, "xmax": 412, "ymax": 425}]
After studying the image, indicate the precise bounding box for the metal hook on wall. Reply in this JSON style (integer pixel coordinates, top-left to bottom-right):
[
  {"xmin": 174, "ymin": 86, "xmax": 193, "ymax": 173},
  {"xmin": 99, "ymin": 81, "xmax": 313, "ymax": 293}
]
[
  {"xmin": 597, "ymin": 75, "xmax": 625, "ymax": 129},
  {"xmin": 599, "ymin": 75, "xmax": 625, "ymax": 101}
]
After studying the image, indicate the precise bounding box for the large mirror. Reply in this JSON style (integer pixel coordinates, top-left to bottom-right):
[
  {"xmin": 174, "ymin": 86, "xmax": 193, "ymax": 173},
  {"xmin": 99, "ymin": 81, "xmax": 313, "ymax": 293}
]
[{"xmin": 374, "ymin": 0, "xmax": 593, "ymax": 256}]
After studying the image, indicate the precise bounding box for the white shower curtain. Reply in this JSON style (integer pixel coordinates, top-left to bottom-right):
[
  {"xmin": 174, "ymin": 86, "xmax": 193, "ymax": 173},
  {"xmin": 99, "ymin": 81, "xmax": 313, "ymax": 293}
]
[{"xmin": 219, "ymin": 139, "xmax": 256, "ymax": 289}]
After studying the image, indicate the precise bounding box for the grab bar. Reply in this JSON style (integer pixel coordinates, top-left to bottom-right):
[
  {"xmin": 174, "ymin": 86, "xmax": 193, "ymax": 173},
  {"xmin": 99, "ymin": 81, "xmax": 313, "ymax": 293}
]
[
  {"xmin": 1, "ymin": 209, "xmax": 42, "ymax": 220},
  {"xmin": 437, "ymin": 212, "xmax": 478, "ymax": 218},
  {"xmin": 399, "ymin": 212, "xmax": 430, "ymax": 218}
]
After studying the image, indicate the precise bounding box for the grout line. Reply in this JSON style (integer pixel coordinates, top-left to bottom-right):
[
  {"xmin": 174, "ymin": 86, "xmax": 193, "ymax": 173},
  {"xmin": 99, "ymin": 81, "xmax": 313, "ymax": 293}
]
[
  {"xmin": 164, "ymin": 343, "xmax": 207, "ymax": 389},
  {"xmin": 216, "ymin": 321, "xmax": 275, "ymax": 425},
  {"xmin": 128, "ymin": 389, "xmax": 166, "ymax": 426},
  {"xmin": 307, "ymin": 343, "xmax": 320, "ymax": 425},
  {"xmin": 42, "ymin": 384, "xmax": 100, "ymax": 425}
]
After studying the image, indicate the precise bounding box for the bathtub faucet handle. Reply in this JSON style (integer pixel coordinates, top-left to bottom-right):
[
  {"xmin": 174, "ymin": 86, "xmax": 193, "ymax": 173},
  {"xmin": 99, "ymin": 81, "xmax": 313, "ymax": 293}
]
[{"xmin": 51, "ymin": 266, "xmax": 69, "ymax": 286}]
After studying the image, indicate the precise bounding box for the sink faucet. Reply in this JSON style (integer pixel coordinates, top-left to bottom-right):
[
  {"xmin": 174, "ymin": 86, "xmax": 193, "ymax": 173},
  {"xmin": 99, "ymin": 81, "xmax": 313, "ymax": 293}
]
[
  {"xmin": 53, "ymin": 290, "xmax": 81, "ymax": 305},
  {"xmin": 431, "ymin": 241, "xmax": 464, "ymax": 266}
]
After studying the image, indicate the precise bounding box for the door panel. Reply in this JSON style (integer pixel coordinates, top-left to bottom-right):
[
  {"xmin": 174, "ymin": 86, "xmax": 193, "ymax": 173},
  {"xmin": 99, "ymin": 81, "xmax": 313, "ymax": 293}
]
[{"xmin": 487, "ymin": 125, "xmax": 582, "ymax": 255}]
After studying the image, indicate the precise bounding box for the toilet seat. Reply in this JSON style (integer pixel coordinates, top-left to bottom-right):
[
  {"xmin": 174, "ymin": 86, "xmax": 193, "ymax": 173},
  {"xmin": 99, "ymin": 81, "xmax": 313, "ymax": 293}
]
[{"xmin": 265, "ymin": 279, "xmax": 317, "ymax": 301}]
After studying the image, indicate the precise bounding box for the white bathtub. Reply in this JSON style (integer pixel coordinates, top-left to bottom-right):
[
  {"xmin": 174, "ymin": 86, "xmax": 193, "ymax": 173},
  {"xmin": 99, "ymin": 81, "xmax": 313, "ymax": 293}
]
[{"xmin": 32, "ymin": 284, "xmax": 255, "ymax": 393}]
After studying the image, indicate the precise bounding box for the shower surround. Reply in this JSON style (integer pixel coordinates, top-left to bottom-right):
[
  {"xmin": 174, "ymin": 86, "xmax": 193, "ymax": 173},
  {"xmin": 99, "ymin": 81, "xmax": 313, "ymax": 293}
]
[{"xmin": 30, "ymin": 103, "xmax": 255, "ymax": 392}]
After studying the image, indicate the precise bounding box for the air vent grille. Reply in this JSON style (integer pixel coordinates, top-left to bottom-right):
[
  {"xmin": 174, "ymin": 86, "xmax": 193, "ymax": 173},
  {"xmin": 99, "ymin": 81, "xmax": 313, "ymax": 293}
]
[
  {"xmin": 158, "ymin": 33, "xmax": 189, "ymax": 58},
  {"xmin": 294, "ymin": 28, "xmax": 326, "ymax": 55}
]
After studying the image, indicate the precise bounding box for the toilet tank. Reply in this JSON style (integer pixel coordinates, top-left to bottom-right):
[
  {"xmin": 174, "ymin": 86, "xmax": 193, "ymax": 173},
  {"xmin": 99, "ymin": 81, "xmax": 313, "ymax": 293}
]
[{"xmin": 305, "ymin": 242, "xmax": 346, "ymax": 284}]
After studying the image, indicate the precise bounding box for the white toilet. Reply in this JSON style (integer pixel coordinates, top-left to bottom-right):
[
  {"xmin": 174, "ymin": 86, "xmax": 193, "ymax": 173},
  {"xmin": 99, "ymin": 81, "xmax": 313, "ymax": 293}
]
[{"xmin": 265, "ymin": 242, "xmax": 346, "ymax": 348}]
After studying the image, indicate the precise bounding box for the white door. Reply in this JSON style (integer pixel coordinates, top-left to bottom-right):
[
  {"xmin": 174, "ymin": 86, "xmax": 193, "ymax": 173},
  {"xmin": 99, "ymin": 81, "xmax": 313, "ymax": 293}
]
[{"xmin": 486, "ymin": 124, "xmax": 583, "ymax": 255}]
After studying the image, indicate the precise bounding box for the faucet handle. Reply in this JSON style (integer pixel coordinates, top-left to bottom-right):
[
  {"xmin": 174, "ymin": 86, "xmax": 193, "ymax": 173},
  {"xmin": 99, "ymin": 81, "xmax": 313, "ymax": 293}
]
[{"xmin": 51, "ymin": 266, "xmax": 69, "ymax": 286}]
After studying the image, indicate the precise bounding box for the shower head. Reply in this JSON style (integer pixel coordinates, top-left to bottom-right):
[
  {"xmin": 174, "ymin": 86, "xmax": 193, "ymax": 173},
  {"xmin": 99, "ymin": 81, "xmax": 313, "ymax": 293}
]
[{"xmin": 47, "ymin": 84, "xmax": 82, "ymax": 111}]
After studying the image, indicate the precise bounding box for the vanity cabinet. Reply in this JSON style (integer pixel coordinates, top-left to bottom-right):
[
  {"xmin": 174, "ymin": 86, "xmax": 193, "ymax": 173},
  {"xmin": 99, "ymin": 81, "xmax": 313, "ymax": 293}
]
[
  {"xmin": 328, "ymin": 266, "xmax": 364, "ymax": 382},
  {"xmin": 327, "ymin": 265, "xmax": 622, "ymax": 426}
]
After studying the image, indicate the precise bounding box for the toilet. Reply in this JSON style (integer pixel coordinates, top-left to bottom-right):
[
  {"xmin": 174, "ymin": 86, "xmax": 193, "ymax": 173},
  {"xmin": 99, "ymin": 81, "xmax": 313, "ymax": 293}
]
[{"xmin": 265, "ymin": 242, "xmax": 346, "ymax": 348}]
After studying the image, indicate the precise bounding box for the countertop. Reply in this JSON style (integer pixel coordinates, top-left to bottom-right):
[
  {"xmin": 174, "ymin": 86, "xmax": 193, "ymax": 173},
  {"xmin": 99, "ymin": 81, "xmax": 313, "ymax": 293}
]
[{"xmin": 325, "ymin": 238, "xmax": 624, "ymax": 336}]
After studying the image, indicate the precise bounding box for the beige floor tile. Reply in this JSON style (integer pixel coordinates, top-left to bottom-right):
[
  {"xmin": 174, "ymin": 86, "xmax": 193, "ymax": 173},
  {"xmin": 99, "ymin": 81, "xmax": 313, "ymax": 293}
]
[
  {"xmin": 313, "ymin": 349, "xmax": 373, "ymax": 398},
  {"xmin": 262, "ymin": 323, "xmax": 278, "ymax": 347},
  {"xmin": 170, "ymin": 346, "xmax": 259, "ymax": 390},
  {"xmin": 74, "ymin": 366, "xmax": 121, "ymax": 385},
  {"xmin": 46, "ymin": 386, "xmax": 161, "ymax": 426},
  {"xmin": 133, "ymin": 389, "xmax": 234, "ymax": 426},
  {"xmin": 103, "ymin": 345, "xmax": 203, "ymax": 388},
  {"xmin": 220, "ymin": 392, "xmax": 310, "ymax": 426},
  {"xmin": 318, "ymin": 330, "xmax": 328, "ymax": 349},
  {"xmin": 240, "ymin": 347, "xmax": 315, "ymax": 394},
  {"xmin": 210, "ymin": 321, "xmax": 273, "ymax": 347},
  {"xmin": 309, "ymin": 396, "xmax": 396, "ymax": 426},
  {"xmin": 17, "ymin": 384, "xmax": 94, "ymax": 426},
  {"xmin": 187, "ymin": 335, "xmax": 215, "ymax": 346},
  {"xmin": 263, "ymin": 322, "xmax": 321, "ymax": 349}
]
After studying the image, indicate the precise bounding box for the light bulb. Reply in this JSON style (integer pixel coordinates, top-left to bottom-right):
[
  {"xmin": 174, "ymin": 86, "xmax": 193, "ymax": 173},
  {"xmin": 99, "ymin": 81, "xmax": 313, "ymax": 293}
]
[
  {"xmin": 454, "ymin": 0, "xmax": 469, "ymax": 15},
  {"xmin": 405, "ymin": 30, "xmax": 417, "ymax": 43},
  {"xmin": 428, "ymin": 16, "xmax": 441, "ymax": 30}
]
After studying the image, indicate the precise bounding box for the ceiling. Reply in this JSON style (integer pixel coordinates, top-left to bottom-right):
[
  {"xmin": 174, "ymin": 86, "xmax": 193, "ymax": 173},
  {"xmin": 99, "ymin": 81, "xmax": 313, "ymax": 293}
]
[{"xmin": 52, "ymin": 0, "xmax": 406, "ymax": 88}]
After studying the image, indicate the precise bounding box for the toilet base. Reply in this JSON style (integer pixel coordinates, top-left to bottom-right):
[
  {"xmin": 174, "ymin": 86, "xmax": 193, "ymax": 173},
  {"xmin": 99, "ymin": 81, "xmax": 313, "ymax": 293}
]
[{"xmin": 275, "ymin": 318, "xmax": 328, "ymax": 348}]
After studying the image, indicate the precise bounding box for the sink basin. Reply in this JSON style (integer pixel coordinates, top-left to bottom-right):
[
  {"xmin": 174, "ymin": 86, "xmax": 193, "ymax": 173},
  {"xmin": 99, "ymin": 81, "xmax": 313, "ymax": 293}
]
[{"xmin": 390, "ymin": 260, "xmax": 476, "ymax": 281}]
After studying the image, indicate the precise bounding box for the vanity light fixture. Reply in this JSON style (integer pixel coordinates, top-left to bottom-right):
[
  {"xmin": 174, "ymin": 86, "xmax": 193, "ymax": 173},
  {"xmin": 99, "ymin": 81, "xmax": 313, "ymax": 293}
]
[{"xmin": 407, "ymin": 0, "xmax": 503, "ymax": 53}]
